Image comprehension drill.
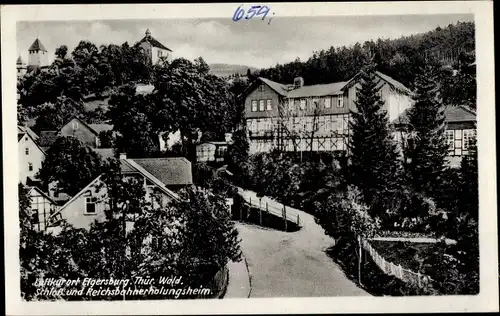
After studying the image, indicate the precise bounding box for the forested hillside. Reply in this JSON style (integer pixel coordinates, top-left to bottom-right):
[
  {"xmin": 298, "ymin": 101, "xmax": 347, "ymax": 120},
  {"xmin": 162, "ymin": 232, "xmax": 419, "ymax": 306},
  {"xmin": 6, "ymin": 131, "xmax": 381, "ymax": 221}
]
[{"xmin": 256, "ymin": 21, "xmax": 475, "ymax": 90}]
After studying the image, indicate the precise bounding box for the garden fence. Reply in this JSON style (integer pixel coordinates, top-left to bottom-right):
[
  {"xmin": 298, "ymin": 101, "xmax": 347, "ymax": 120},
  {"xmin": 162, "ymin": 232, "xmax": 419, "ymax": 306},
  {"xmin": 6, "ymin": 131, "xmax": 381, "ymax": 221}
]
[{"xmin": 361, "ymin": 239, "xmax": 433, "ymax": 288}]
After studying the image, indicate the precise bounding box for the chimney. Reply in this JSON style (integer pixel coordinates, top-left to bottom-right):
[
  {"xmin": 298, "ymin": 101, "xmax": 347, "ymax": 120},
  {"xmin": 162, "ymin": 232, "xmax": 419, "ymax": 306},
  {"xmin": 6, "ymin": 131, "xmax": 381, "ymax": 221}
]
[
  {"xmin": 119, "ymin": 153, "xmax": 127, "ymax": 160},
  {"xmin": 293, "ymin": 77, "xmax": 304, "ymax": 89},
  {"xmin": 225, "ymin": 133, "xmax": 233, "ymax": 144}
]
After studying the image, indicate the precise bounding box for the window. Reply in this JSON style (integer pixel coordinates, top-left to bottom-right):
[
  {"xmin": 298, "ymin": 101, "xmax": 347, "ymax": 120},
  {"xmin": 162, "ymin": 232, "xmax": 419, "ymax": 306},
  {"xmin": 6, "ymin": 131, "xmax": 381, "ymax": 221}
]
[
  {"xmin": 325, "ymin": 98, "xmax": 331, "ymax": 109},
  {"xmin": 288, "ymin": 99, "xmax": 295, "ymax": 111},
  {"xmin": 25, "ymin": 148, "xmax": 29, "ymax": 155},
  {"xmin": 251, "ymin": 100, "xmax": 258, "ymax": 112},
  {"xmin": 266, "ymin": 100, "xmax": 272, "ymax": 111},
  {"xmin": 85, "ymin": 197, "xmax": 97, "ymax": 214},
  {"xmin": 31, "ymin": 212, "xmax": 39, "ymax": 225},
  {"xmin": 258, "ymin": 85, "xmax": 264, "ymax": 92},
  {"xmin": 72, "ymin": 121, "xmax": 79, "ymax": 129},
  {"xmin": 445, "ymin": 130, "xmax": 455, "ymax": 153},
  {"xmin": 312, "ymin": 98, "xmax": 319, "ymax": 107},
  {"xmin": 337, "ymin": 95, "xmax": 344, "ymax": 107},
  {"xmin": 259, "ymin": 100, "xmax": 265, "ymax": 112},
  {"xmin": 158, "ymin": 50, "xmax": 162, "ymax": 57},
  {"xmin": 463, "ymin": 129, "xmax": 476, "ymax": 151},
  {"xmin": 28, "ymin": 163, "xmax": 33, "ymax": 172},
  {"xmin": 300, "ymin": 99, "xmax": 306, "ymax": 110}
]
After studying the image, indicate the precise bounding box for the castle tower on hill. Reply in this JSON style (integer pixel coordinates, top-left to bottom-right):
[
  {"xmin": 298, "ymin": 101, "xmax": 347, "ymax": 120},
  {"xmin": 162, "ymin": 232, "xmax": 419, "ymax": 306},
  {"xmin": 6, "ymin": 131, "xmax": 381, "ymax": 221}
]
[
  {"xmin": 16, "ymin": 56, "xmax": 27, "ymax": 79},
  {"xmin": 135, "ymin": 29, "xmax": 173, "ymax": 65},
  {"xmin": 28, "ymin": 38, "xmax": 49, "ymax": 69}
]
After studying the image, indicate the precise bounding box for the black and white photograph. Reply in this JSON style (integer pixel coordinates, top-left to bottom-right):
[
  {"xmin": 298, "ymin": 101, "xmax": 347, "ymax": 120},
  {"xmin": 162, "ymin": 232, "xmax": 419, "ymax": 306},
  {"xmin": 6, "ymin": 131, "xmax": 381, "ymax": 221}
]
[{"xmin": 2, "ymin": 2, "xmax": 498, "ymax": 314}]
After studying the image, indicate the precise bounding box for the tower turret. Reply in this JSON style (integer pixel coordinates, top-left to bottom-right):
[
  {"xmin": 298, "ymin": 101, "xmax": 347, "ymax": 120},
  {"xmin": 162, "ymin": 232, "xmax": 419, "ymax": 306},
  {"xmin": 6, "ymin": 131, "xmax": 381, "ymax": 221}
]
[{"xmin": 28, "ymin": 38, "xmax": 49, "ymax": 68}]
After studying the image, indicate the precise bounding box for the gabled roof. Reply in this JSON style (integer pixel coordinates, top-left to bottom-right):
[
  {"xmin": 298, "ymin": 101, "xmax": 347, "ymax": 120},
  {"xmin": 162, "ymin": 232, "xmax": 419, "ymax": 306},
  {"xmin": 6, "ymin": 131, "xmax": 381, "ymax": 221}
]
[
  {"xmin": 29, "ymin": 38, "xmax": 47, "ymax": 52},
  {"xmin": 132, "ymin": 157, "xmax": 193, "ymax": 186},
  {"xmin": 391, "ymin": 104, "xmax": 476, "ymax": 125},
  {"xmin": 257, "ymin": 77, "xmax": 289, "ymax": 96},
  {"xmin": 343, "ymin": 71, "xmax": 412, "ymax": 96},
  {"xmin": 135, "ymin": 34, "xmax": 173, "ymax": 52},
  {"xmin": 49, "ymin": 175, "xmax": 104, "ymax": 220},
  {"xmin": 120, "ymin": 159, "xmax": 181, "ymax": 200},
  {"xmin": 18, "ymin": 125, "xmax": 39, "ymax": 141},
  {"xmin": 17, "ymin": 56, "xmax": 25, "ymax": 64},
  {"xmin": 27, "ymin": 186, "xmax": 56, "ymax": 204},
  {"xmin": 18, "ymin": 129, "xmax": 46, "ymax": 155},
  {"xmin": 287, "ymin": 81, "xmax": 347, "ymax": 98},
  {"xmin": 51, "ymin": 159, "xmax": 182, "ymax": 221}
]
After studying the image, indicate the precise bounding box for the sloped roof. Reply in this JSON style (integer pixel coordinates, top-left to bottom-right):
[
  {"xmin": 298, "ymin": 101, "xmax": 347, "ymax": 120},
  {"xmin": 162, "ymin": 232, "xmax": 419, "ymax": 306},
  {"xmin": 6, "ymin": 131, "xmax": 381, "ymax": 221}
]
[
  {"xmin": 287, "ymin": 81, "xmax": 348, "ymax": 98},
  {"xmin": 19, "ymin": 129, "xmax": 46, "ymax": 155},
  {"xmin": 27, "ymin": 186, "xmax": 56, "ymax": 204},
  {"xmin": 136, "ymin": 35, "xmax": 173, "ymax": 52},
  {"xmin": 29, "ymin": 38, "xmax": 47, "ymax": 52},
  {"xmin": 375, "ymin": 71, "xmax": 412, "ymax": 95},
  {"xmin": 18, "ymin": 125, "xmax": 39, "ymax": 141},
  {"xmin": 257, "ymin": 77, "xmax": 289, "ymax": 96},
  {"xmin": 342, "ymin": 71, "xmax": 412, "ymax": 96},
  {"xmin": 88, "ymin": 123, "xmax": 114, "ymax": 134},
  {"xmin": 391, "ymin": 105, "xmax": 476, "ymax": 125},
  {"xmin": 132, "ymin": 157, "xmax": 193, "ymax": 186},
  {"xmin": 17, "ymin": 56, "xmax": 25, "ymax": 64},
  {"xmin": 121, "ymin": 159, "xmax": 180, "ymax": 200}
]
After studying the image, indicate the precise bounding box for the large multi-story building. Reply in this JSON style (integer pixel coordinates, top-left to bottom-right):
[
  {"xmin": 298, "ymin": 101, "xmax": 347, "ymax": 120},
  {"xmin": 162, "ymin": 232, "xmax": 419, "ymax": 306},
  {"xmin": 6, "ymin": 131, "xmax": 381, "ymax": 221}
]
[
  {"xmin": 243, "ymin": 71, "xmax": 414, "ymax": 154},
  {"xmin": 243, "ymin": 70, "xmax": 477, "ymax": 167}
]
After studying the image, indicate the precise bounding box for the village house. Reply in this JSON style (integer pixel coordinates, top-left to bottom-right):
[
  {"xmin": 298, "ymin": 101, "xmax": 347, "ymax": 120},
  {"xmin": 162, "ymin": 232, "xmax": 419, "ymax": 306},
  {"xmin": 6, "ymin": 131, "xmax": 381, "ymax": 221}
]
[
  {"xmin": 39, "ymin": 117, "xmax": 116, "ymax": 158},
  {"xmin": 26, "ymin": 186, "xmax": 58, "ymax": 232},
  {"xmin": 48, "ymin": 154, "xmax": 192, "ymax": 230},
  {"xmin": 196, "ymin": 133, "xmax": 233, "ymax": 163},
  {"xmin": 243, "ymin": 71, "xmax": 413, "ymax": 154},
  {"xmin": 18, "ymin": 126, "xmax": 45, "ymax": 185},
  {"xmin": 391, "ymin": 104, "xmax": 477, "ymax": 168}
]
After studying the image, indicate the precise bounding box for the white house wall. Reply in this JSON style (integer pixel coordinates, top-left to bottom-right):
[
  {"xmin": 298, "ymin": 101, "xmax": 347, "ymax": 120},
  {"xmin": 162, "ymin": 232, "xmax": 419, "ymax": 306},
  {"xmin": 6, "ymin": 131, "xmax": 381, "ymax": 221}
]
[{"xmin": 18, "ymin": 135, "xmax": 45, "ymax": 184}]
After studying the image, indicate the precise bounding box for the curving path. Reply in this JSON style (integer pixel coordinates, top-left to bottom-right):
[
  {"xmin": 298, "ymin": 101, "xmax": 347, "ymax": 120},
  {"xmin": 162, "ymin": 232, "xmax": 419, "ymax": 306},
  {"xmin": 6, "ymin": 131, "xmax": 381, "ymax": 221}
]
[{"xmin": 236, "ymin": 189, "xmax": 369, "ymax": 297}]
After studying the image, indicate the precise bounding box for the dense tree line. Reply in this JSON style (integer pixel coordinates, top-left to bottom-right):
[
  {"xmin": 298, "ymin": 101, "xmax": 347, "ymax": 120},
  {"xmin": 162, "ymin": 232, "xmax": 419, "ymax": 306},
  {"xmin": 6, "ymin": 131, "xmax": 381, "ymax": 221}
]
[{"xmin": 256, "ymin": 21, "xmax": 474, "ymax": 91}]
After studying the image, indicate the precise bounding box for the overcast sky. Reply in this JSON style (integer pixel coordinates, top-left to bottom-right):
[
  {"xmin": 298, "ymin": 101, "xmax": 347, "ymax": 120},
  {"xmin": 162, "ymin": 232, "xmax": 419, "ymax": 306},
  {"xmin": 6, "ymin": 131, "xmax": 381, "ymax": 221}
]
[{"xmin": 17, "ymin": 14, "xmax": 473, "ymax": 69}]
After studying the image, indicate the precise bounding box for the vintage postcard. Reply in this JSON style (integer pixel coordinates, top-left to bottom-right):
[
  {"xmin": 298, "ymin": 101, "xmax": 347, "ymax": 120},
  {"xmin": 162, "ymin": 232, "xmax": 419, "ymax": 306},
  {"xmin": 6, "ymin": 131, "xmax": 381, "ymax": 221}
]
[{"xmin": 2, "ymin": 2, "xmax": 498, "ymax": 314}]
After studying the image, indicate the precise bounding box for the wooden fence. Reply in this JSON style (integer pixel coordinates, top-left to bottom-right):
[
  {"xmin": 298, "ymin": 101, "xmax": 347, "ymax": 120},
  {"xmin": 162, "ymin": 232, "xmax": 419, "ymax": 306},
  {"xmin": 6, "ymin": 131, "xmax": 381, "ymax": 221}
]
[
  {"xmin": 361, "ymin": 239, "xmax": 433, "ymax": 288},
  {"xmin": 240, "ymin": 194, "xmax": 301, "ymax": 230}
]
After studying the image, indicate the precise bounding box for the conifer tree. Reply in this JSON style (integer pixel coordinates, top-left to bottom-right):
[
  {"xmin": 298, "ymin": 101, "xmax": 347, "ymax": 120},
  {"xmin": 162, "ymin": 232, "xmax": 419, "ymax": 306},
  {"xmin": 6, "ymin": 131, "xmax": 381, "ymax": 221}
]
[
  {"xmin": 406, "ymin": 64, "xmax": 449, "ymax": 198},
  {"xmin": 348, "ymin": 59, "xmax": 402, "ymax": 217}
]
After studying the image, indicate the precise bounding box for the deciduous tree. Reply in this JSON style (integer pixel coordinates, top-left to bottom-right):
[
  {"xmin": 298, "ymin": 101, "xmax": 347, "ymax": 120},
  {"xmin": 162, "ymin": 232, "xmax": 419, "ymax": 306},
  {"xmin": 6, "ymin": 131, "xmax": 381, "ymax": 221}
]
[{"xmin": 37, "ymin": 136, "xmax": 105, "ymax": 196}]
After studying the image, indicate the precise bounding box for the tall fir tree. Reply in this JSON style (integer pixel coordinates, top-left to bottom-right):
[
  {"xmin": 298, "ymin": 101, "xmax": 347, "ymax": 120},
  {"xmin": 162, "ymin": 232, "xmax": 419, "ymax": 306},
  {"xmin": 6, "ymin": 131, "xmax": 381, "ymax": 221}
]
[
  {"xmin": 406, "ymin": 64, "xmax": 449, "ymax": 199},
  {"xmin": 348, "ymin": 59, "xmax": 402, "ymax": 217}
]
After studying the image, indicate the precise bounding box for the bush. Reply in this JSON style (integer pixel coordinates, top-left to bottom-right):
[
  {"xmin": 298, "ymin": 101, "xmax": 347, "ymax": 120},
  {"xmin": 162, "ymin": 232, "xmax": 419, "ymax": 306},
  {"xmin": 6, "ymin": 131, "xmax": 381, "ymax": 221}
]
[{"xmin": 316, "ymin": 186, "xmax": 381, "ymax": 241}]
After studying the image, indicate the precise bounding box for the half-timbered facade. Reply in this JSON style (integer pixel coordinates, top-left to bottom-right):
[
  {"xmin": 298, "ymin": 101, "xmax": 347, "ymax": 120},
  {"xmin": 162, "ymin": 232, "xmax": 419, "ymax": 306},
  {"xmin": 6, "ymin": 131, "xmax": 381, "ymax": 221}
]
[{"xmin": 243, "ymin": 71, "xmax": 413, "ymax": 154}]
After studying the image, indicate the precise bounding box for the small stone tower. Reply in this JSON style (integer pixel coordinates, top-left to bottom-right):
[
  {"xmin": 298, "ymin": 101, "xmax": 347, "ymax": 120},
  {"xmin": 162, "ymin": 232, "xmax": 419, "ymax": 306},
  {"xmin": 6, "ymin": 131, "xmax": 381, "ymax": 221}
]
[
  {"xmin": 28, "ymin": 38, "xmax": 49, "ymax": 68},
  {"xmin": 16, "ymin": 56, "xmax": 27, "ymax": 79}
]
